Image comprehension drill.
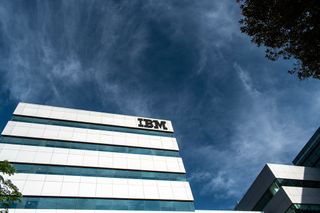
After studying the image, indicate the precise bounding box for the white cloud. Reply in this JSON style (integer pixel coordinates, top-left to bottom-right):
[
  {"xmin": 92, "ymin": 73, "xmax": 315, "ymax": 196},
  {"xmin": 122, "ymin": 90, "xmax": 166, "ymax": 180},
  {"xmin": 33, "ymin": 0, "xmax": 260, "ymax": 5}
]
[
  {"xmin": 0, "ymin": 1, "xmax": 152, "ymax": 116},
  {"xmin": 234, "ymin": 62, "xmax": 260, "ymax": 97},
  {"xmin": 203, "ymin": 1, "xmax": 240, "ymax": 43}
]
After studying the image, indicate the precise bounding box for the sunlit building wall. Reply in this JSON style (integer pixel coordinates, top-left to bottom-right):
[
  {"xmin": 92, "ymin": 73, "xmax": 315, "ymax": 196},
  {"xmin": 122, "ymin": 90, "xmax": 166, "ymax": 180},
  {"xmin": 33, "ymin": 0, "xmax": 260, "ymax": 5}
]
[
  {"xmin": 0, "ymin": 103, "xmax": 194, "ymax": 212},
  {"xmin": 236, "ymin": 129, "xmax": 320, "ymax": 213}
]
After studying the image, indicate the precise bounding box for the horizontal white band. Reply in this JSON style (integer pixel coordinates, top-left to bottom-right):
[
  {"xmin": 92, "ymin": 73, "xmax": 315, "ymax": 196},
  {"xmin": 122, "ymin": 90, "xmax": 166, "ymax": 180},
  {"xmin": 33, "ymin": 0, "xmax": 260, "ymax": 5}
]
[
  {"xmin": 14, "ymin": 103, "xmax": 174, "ymax": 132},
  {"xmin": 0, "ymin": 144, "xmax": 186, "ymax": 173},
  {"xmin": 7, "ymin": 211, "xmax": 201, "ymax": 213},
  {"xmin": 8, "ymin": 173, "xmax": 193, "ymax": 201},
  {"xmin": 5, "ymin": 211, "xmax": 255, "ymax": 213},
  {"xmin": 2, "ymin": 121, "xmax": 179, "ymax": 151}
]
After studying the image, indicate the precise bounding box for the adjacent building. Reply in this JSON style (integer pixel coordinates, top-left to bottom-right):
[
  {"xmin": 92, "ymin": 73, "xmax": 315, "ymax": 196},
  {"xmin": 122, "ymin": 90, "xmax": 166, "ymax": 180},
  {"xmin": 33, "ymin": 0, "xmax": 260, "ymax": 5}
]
[{"xmin": 235, "ymin": 128, "xmax": 320, "ymax": 213}]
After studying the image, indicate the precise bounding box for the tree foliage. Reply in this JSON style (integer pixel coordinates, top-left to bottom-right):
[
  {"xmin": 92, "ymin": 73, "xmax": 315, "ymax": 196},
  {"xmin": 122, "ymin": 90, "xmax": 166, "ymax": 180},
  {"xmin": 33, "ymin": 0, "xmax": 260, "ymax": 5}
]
[
  {"xmin": 0, "ymin": 161, "xmax": 22, "ymax": 209},
  {"xmin": 237, "ymin": 0, "xmax": 320, "ymax": 79}
]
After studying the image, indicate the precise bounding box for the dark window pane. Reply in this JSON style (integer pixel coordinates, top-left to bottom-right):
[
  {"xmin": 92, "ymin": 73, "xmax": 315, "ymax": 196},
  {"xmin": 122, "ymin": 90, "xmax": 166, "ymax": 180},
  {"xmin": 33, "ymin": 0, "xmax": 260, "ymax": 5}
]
[
  {"xmin": 12, "ymin": 163, "xmax": 187, "ymax": 181},
  {"xmin": 8, "ymin": 197, "xmax": 195, "ymax": 211}
]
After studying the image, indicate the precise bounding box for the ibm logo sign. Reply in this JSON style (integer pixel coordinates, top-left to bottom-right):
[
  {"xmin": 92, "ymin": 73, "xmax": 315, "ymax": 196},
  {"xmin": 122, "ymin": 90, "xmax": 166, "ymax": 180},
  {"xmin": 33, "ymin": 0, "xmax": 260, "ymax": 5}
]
[{"xmin": 137, "ymin": 118, "xmax": 168, "ymax": 130}]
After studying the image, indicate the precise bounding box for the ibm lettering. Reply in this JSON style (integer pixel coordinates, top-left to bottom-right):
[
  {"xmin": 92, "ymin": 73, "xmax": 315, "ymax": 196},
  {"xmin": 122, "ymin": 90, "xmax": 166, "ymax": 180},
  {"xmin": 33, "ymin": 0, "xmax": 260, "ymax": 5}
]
[
  {"xmin": 137, "ymin": 118, "xmax": 168, "ymax": 130},
  {"xmin": 153, "ymin": 120, "xmax": 167, "ymax": 130},
  {"xmin": 144, "ymin": 119, "xmax": 154, "ymax": 128},
  {"xmin": 137, "ymin": 118, "xmax": 144, "ymax": 127}
]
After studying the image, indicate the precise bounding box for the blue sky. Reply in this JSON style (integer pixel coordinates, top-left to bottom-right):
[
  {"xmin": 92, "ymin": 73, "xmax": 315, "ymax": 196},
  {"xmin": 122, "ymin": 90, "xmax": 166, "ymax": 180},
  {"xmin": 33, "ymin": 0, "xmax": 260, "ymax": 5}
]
[{"xmin": 0, "ymin": 0, "xmax": 320, "ymax": 210}]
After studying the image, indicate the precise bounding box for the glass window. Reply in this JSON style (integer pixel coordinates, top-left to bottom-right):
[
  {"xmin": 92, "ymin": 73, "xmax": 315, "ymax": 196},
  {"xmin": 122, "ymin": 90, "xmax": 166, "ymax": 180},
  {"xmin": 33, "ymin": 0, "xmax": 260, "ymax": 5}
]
[
  {"xmin": 0, "ymin": 136, "xmax": 179, "ymax": 157},
  {"xmin": 253, "ymin": 178, "xmax": 320, "ymax": 211},
  {"xmin": 286, "ymin": 204, "xmax": 320, "ymax": 213},
  {"xmin": 1, "ymin": 197, "xmax": 195, "ymax": 211},
  {"xmin": 12, "ymin": 163, "xmax": 187, "ymax": 181}
]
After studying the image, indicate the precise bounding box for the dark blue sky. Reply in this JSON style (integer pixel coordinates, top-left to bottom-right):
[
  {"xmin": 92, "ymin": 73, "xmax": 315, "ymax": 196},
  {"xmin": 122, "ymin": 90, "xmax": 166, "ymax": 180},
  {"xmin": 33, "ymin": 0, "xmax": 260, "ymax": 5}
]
[{"xmin": 0, "ymin": 0, "xmax": 320, "ymax": 210}]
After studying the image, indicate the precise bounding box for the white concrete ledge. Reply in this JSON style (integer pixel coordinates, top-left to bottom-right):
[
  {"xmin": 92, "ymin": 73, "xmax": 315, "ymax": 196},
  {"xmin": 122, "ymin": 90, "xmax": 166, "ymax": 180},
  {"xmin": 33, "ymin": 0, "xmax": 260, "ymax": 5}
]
[{"xmin": 14, "ymin": 103, "xmax": 174, "ymax": 132}]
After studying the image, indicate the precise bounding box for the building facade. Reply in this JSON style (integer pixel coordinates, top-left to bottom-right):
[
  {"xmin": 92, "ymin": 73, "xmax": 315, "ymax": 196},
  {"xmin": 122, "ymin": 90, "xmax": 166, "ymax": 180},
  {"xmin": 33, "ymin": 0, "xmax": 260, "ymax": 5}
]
[
  {"xmin": 0, "ymin": 103, "xmax": 195, "ymax": 212},
  {"xmin": 6, "ymin": 102, "xmax": 315, "ymax": 212},
  {"xmin": 235, "ymin": 128, "xmax": 320, "ymax": 213}
]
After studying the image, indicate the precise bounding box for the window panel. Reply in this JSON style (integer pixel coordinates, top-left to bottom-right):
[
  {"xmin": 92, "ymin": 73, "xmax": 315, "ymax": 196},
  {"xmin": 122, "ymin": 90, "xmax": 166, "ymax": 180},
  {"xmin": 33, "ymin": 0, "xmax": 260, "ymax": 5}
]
[
  {"xmin": 12, "ymin": 163, "xmax": 187, "ymax": 181},
  {"xmin": 2, "ymin": 197, "xmax": 195, "ymax": 211}
]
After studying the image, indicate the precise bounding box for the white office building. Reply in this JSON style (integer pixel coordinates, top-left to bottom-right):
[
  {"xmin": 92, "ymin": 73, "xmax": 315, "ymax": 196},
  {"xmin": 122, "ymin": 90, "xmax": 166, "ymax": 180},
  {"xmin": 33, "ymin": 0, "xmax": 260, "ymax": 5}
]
[
  {"xmin": 235, "ymin": 128, "xmax": 320, "ymax": 213},
  {"xmin": 0, "ymin": 103, "xmax": 193, "ymax": 212},
  {"xmin": 0, "ymin": 102, "xmax": 260, "ymax": 213}
]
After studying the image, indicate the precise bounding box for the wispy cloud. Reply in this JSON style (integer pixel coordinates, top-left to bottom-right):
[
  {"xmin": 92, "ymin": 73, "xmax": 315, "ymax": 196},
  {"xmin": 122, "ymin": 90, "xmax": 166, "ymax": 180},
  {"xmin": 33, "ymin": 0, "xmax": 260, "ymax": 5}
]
[
  {"xmin": 234, "ymin": 62, "xmax": 260, "ymax": 96},
  {"xmin": 186, "ymin": 61, "xmax": 319, "ymax": 208},
  {"xmin": 0, "ymin": 1, "xmax": 152, "ymax": 115}
]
